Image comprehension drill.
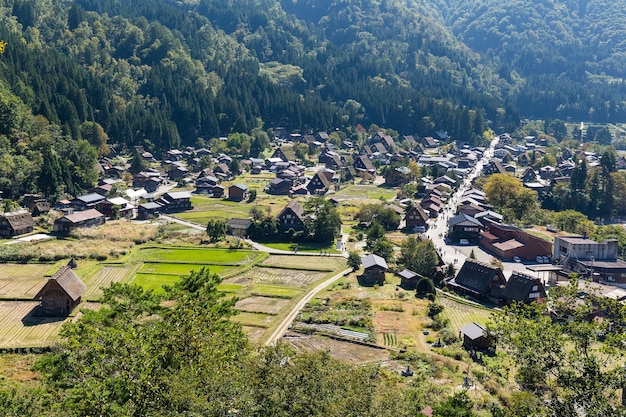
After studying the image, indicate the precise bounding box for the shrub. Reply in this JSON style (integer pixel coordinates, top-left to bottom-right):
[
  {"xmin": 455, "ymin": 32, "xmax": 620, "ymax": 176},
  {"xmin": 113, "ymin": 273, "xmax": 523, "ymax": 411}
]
[
  {"xmin": 427, "ymin": 302, "xmax": 444, "ymax": 318},
  {"xmin": 440, "ymin": 328, "xmax": 459, "ymax": 345}
]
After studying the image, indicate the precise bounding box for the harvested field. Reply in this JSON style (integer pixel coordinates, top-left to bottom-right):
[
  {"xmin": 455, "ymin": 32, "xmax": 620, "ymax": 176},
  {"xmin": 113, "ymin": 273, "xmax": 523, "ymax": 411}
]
[
  {"xmin": 242, "ymin": 326, "xmax": 266, "ymax": 343},
  {"xmin": 244, "ymin": 267, "xmax": 327, "ymax": 286},
  {"xmin": 286, "ymin": 333, "xmax": 390, "ymax": 364},
  {"xmin": 261, "ymin": 255, "xmax": 346, "ymax": 271},
  {"xmin": 0, "ymin": 301, "xmax": 69, "ymax": 348},
  {"xmin": 83, "ymin": 266, "xmax": 136, "ymax": 300},
  {"xmin": 249, "ymin": 284, "xmax": 303, "ymax": 298},
  {"xmin": 235, "ymin": 296, "xmax": 290, "ymax": 315},
  {"xmin": 0, "ymin": 264, "xmax": 50, "ymax": 299}
]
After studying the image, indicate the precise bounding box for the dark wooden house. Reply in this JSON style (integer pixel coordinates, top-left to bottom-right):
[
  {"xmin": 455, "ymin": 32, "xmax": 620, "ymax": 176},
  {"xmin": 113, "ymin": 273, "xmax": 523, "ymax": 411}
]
[
  {"xmin": 137, "ymin": 202, "xmax": 162, "ymax": 220},
  {"xmin": 228, "ymin": 184, "xmax": 249, "ymax": 201},
  {"xmin": 493, "ymin": 272, "xmax": 546, "ymax": 305},
  {"xmin": 448, "ymin": 258, "xmax": 506, "ymax": 301},
  {"xmin": 0, "ymin": 211, "xmax": 36, "ymax": 237},
  {"xmin": 53, "ymin": 209, "xmax": 106, "ymax": 233},
  {"xmin": 360, "ymin": 254, "xmax": 388, "ymax": 286},
  {"xmin": 459, "ymin": 322, "xmax": 493, "ymax": 350},
  {"xmin": 307, "ymin": 170, "xmax": 331, "ymax": 195},
  {"xmin": 157, "ymin": 191, "xmax": 192, "ymax": 212},
  {"xmin": 405, "ymin": 205, "xmax": 428, "ymax": 230},
  {"xmin": 34, "ymin": 266, "xmax": 87, "ymax": 316},
  {"xmin": 277, "ymin": 199, "xmax": 305, "ymax": 232},
  {"xmin": 398, "ymin": 269, "xmax": 423, "ymax": 290}
]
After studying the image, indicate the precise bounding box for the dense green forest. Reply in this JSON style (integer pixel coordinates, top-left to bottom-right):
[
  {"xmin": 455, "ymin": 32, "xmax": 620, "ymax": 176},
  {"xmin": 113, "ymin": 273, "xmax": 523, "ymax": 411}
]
[
  {"xmin": 1, "ymin": 0, "xmax": 626, "ymax": 199},
  {"xmin": 3, "ymin": 0, "xmax": 626, "ymax": 156}
]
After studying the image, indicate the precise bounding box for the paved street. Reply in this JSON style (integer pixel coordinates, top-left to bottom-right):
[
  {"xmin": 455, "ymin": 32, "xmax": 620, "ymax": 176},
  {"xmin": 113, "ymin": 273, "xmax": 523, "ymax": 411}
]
[{"xmin": 423, "ymin": 137, "xmax": 530, "ymax": 277}]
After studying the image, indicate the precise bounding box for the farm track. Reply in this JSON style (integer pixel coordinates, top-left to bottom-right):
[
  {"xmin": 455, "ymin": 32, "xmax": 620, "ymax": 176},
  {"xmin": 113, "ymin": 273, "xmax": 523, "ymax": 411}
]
[{"xmin": 265, "ymin": 268, "xmax": 351, "ymax": 346}]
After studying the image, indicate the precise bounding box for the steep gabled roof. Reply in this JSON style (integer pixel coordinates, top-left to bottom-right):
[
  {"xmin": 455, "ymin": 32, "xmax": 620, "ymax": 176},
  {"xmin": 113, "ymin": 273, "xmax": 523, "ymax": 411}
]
[
  {"xmin": 362, "ymin": 254, "xmax": 388, "ymax": 270},
  {"xmin": 1, "ymin": 211, "xmax": 35, "ymax": 230},
  {"xmin": 35, "ymin": 266, "xmax": 86, "ymax": 302},
  {"xmin": 278, "ymin": 199, "xmax": 304, "ymax": 221},
  {"xmin": 453, "ymin": 258, "xmax": 505, "ymax": 295},
  {"xmin": 497, "ymin": 272, "xmax": 545, "ymax": 302}
]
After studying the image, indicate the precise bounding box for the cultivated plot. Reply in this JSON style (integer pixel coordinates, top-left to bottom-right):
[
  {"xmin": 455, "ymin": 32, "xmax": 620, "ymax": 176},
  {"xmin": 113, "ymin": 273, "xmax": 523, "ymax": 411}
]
[
  {"xmin": 440, "ymin": 297, "xmax": 493, "ymax": 332},
  {"xmin": 0, "ymin": 301, "xmax": 68, "ymax": 348},
  {"xmin": 83, "ymin": 266, "xmax": 136, "ymax": 300},
  {"xmin": 235, "ymin": 296, "xmax": 290, "ymax": 314},
  {"xmin": 242, "ymin": 267, "xmax": 327, "ymax": 287},
  {"xmin": 260, "ymin": 255, "xmax": 346, "ymax": 271},
  {"xmin": 0, "ymin": 264, "xmax": 51, "ymax": 299}
]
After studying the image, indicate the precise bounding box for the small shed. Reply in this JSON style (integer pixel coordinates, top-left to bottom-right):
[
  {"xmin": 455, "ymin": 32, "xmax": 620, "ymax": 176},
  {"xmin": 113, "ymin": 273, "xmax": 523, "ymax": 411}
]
[
  {"xmin": 459, "ymin": 322, "xmax": 493, "ymax": 350},
  {"xmin": 398, "ymin": 269, "xmax": 423, "ymax": 290},
  {"xmin": 34, "ymin": 266, "xmax": 87, "ymax": 316},
  {"xmin": 360, "ymin": 254, "xmax": 388, "ymax": 286}
]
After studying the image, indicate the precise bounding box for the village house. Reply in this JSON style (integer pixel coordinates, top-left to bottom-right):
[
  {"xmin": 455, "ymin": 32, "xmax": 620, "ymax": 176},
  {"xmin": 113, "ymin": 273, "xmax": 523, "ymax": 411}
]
[
  {"xmin": 459, "ymin": 322, "xmax": 493, "ymax": 350},
  {"xmin": 360, "ymin": 254, "xmax": 388, "ymax": 286},
  {"xmin": 493, "ymin": 271, "xmax": 546, "ymax": 305},
  {"xmin": 398, "ymin": 269, "xmax": 423, "ymax": 290},
  {"xmin": 384, "ymin": 166, "xmax": 411, "ymax": 186},
  {"xmin": 447, "ymin": 213, "xmax": 484, "ymax": 242},
  {"xmin": 404, "ymin": 205, "xmax": 428, "ymax": 231},
  {"xmin": 137, "ymin": 202, "xmax": 162, "ymax": 220},
  {"xmin": 227, "ymin": 218, "xmax": 252, "ymax": 237},
  {"xmin": 267, "ymin": 178, "xmax": 293, "ymax": 195},
  {"xmin": 307, "ymin": 170, "xmax": 332, "ymax": 195},
  {"xmin": 99, "ymin": 197, "xmax": 134, "ymax": 218},
  {"xmin": 53, "ymin": 209, "xmax": 106, "ymax": 233},
  {"xmin": 71, "ymin": 193, "xmax": 106, "ymax": 210},
  {"xmin": 277, "ymin": 199, "xmax": 306, "ymax": 232},
  {"xmin": 353, "ymin": 155, "xmax": 376, "ymax": 179},
  {"xmin": 271, "ymin": 145, "xmax": 297, "ymax": 162},
  {"xmin": 158, "ymin": 191, "xmax": 193, "ymax": 212},
  {"xmin": 34, "ymin": 266, "xmax": 87, "ymax": 316},
  {"xmin": 196, "ymin": 175, "xmax": 219, "ymax": 194},
  {"xmin": 448, "ymin": 258, "xmax": 507, "ymax": 302},
  {"xmin": 0, "ymin": 211, "xmax": 36, "ymax": 237},
  {"xmin": 228, "ymin": 184, "xmax": 249, "ymax": 201}
]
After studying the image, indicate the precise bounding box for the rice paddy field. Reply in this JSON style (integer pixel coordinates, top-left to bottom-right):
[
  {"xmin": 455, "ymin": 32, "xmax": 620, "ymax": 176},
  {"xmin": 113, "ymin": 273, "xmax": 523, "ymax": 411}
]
[{"xmin": 0, "ymin": 243, "xmax": 348, "ymax": 347}]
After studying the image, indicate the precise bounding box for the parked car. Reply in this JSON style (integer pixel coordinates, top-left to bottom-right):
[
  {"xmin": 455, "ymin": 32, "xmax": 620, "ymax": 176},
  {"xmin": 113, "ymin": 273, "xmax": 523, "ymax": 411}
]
[
  {"xmin": 513, "ymin": 256, "xmax": 521, "ymax": 263},
  {"xmin": 414, "ymin": 225, "xmax": 426, "ymax": 233},
  {"xmin": 536, "ymin": 256, "xmax": 545, "ymax": 263},
  {"xmin": 459, "ymin": 239, "xmax": 469, "ymax": 245},
  {"xmin": 542, "ymin": 256, "xmax": 550, "ymax": 264}
]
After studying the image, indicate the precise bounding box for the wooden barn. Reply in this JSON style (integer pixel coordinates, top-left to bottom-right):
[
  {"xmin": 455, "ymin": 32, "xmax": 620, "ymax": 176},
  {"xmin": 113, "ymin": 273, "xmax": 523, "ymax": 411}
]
[
  {"xmin": 34, "ymin": 266, "xmax": 87, "ymax": 316},
  {"xmin": 360, "ymin": 254, "xmax": 388, "ymax": 286},
  {"xmin": 459, "ymin": 322, "xmax": 493, "ymax": 350}
]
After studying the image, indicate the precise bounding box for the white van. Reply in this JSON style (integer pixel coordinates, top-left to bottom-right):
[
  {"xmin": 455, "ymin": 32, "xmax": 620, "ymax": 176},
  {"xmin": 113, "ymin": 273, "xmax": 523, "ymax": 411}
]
[{"xmin": 459, "ymin": 239, "xmax": 469, "ymax": 245}]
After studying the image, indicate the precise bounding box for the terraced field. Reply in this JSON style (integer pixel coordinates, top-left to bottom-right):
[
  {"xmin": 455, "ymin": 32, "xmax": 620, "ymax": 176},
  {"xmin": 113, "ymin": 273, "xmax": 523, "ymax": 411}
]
[
  {"xmin": 440, "ymin": 297, "xmax": 494, "ymax": 332},
  {"xmin": 83, "ymin": 266, "xmax": 137, "ymax": 300},
  {"xmin": 260, "ymin": 255, "xmax": 346, "ymax": 271},
  {"xmin": 135, "ymin": 247, "xmax": 263, "ymax": 265}
]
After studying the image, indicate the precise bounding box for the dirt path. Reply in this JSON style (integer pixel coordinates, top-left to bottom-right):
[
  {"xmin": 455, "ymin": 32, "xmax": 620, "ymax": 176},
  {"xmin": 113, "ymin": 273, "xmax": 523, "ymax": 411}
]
[{"xmin": 265, "ymin": 267, "xmax": 352, "ymax": 346}]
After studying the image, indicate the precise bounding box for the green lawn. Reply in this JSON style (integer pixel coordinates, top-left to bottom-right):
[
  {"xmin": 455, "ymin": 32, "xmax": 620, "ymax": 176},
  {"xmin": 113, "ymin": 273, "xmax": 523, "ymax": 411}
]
[
  {"xmin": 140, "ymin": 262, "xmax": 234, "ymax": 276},
  {"xmin": 262, "ymin": 241, "xmax": 340, "ymax": 254},
  {"xmin": 136, "ymin": 247, "xmax": 262, "ymax": 264},
  {"xmin": 131, "ymin": 273, "xmax": 180, "ymax": 293},
  {"xmin": 334, "ymin": 184, "xmax": 397, "ymax": 200},
  {"xmin": 250, "ymin": 284, "xmax": 304, "ymax": 298}
]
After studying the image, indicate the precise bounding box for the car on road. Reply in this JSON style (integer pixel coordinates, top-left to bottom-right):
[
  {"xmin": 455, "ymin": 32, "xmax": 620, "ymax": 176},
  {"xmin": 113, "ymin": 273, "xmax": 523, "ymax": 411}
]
[
  {"xmin": 414, "ymin": 225, "xmax": 426, "ymax": 233},
  {"xmin": 513, "ymin": 256, "xmax": 521, "ymax": 263},
  {"xmin": 459, "ymin": 239, "xmax": 469, "ymax": 245}
]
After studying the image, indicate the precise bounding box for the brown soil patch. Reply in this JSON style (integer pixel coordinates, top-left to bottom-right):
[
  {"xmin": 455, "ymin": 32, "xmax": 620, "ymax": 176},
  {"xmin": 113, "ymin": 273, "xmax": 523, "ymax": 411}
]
[
  {"xmin": 285, "ymin": 333, "xmax": 390, "ymax": 364},
  {"xmin": 235, "ymin": 296, "xmax": 289, "ymax": 314}
]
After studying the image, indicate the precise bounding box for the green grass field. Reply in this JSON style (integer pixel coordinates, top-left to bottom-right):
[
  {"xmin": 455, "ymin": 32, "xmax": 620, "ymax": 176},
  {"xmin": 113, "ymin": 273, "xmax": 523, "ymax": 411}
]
[
  {"xmin": 139, "ymin": 263, "xmax": 234, "ymax": 276},
  {"xmin": 334, "ymin": 184, "xmax": 397, "ymax": 200},
  {"xmin": 231, "ymin": 311, "xmax": 274, "ymax": 327},
  {"xmin": 135, "ymin": 247, "xmax": 262, "ymax": 264},
  {"xmin": 250, "ymin": 284, "xmax": 304, "ymax": 298},
  {"xmin": 131, "ymin": 273, "xmax": 179, "ymax": 293},
  {"xmin": 261, "ymin": 242, "xmax": 340, "ymax": 254}
]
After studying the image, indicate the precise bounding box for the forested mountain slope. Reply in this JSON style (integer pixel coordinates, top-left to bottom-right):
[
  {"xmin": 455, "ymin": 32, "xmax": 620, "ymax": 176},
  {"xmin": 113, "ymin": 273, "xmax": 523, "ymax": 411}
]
[{"xmin": 1, "ymin": 0, "xmax": 626, "ymax": 156}]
